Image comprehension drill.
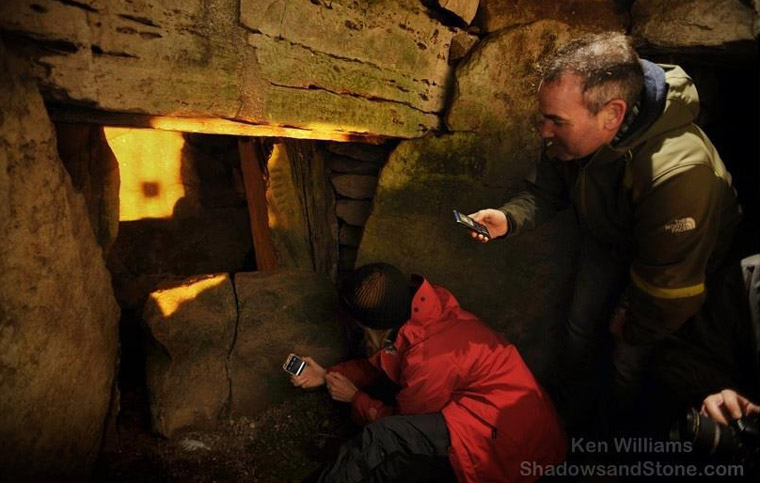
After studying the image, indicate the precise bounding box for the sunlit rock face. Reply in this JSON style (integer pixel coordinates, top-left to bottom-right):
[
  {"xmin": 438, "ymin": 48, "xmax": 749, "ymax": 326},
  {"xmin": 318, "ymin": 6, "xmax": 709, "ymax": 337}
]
[
  {"xmin": 0, "ymin": 44, "xmax": 120, "ymax": 481},
  {"xmin": 106, "ymin": 131, "xmax": 253, "ymax": 314},
  {"xmin": 106, "ymin": 128, "xmax": 188, "ymax": 222}
]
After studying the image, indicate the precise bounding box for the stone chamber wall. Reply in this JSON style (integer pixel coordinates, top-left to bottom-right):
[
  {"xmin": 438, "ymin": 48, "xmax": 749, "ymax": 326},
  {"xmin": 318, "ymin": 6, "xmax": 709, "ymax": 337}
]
[{"xmin": 1, "ymin": 0, "xmax": 758, "ymax": 480}]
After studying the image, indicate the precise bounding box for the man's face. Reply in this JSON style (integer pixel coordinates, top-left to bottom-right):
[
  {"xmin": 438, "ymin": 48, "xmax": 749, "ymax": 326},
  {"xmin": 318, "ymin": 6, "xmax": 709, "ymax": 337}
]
[{"xmin": 537, "ymin": 73, "xmax": 618, "ymax": 161}]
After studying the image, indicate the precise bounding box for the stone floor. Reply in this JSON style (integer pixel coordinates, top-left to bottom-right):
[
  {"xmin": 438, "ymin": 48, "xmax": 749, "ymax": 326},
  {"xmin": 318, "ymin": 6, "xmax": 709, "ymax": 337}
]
[{"xmin": 95, "ymin": 386, "xmax": 354, "ymax": 483}]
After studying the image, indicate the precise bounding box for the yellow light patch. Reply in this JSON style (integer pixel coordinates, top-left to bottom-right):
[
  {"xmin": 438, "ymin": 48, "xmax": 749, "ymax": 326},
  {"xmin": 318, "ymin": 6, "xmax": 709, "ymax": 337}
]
[
  {"xmin": 151, "ymin": 275, "xmax": 227, "ymax": 318},
  {"xmin": 105, "ymin": 127, "xmax": 186, "ymax": 221}
]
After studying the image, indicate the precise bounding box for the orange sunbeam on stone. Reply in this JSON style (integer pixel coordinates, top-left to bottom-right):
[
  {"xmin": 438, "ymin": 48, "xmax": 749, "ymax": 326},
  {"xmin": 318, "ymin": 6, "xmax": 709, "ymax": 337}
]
[
  {"xmin": 105, "ymin": 127, "xmax": 186, "ymax": 221},
  {"xmin": 150, "ymin": 274, "xmax": 227, "ymax": 318}
]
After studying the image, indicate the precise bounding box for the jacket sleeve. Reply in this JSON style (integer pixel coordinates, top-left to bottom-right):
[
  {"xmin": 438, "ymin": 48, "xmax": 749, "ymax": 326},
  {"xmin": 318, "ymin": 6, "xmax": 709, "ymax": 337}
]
[
  {"xmin": 498, "ymin": 147, "xmax": 570, "ymax": 237},
  {"xmin": 330, "ymin": 357, "xmax": 395, "ymax": 426},
  {"xmin": 620, "ymin": 164, "xmax": 725, "ymax": 344},
  {"xmin": 327, "ymin": 358, "xmax": 383, "ymax": 390},
  {"xmin": 349, "ymin": 391, "xmax": 395, "ymax": 426},
  {"xmin": 351, "ymin": 352, "xmax": 460, "ymax": 426}
]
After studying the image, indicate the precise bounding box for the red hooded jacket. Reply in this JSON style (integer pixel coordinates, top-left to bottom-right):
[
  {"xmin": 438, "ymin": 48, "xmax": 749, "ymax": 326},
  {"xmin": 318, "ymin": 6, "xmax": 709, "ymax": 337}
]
[{"xmin": 329, "ymin": 279, "xmax": 566, "ymax": 482}]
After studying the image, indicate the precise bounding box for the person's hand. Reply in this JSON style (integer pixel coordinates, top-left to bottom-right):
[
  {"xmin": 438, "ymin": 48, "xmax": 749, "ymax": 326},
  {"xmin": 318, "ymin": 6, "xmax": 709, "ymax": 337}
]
[
  {"xmin": 469, "ymin": 209, "xmax": 508, "ymax": 243},
  {"xmin": 325, "ymin": 372, "xmax": 358, "ymax": 402},
  {"xmin": 609, "ymin": 304, "xmax": 627, "ymax": 341},
  {"xmin": 700, "ymin": 389, "xmax": 759, "ymax": 425},
  {"xmin": 290, "ymin": 356, "xmax": 327, "ymax": 389}
]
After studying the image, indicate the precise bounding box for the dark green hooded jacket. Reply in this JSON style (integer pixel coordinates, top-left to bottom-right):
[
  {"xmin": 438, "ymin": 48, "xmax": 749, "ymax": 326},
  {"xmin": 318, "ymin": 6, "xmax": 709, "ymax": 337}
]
[{"xmin": 499, "ymin": 61, "xmax": 742, "ymax": 345}]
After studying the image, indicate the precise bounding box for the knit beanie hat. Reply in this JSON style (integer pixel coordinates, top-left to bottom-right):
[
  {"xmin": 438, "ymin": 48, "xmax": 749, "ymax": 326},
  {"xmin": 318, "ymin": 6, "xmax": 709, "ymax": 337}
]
[{"xmin": 339, "ymin": 263, "xmax": 412, "ymax": 330}]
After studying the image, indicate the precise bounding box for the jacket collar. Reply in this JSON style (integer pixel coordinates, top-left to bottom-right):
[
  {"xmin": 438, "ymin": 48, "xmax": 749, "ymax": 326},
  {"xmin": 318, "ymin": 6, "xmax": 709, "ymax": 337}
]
[{"xmin": 584, "ymin": 60, "xmax": 669, "ymax": 168}]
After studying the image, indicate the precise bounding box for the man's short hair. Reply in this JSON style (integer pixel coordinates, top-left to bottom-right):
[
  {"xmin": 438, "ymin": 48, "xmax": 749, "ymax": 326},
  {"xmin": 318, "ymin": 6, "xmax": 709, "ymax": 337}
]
[{"xmin": 542, "ymin": 32, "xmax": 644, "ymax": 114}]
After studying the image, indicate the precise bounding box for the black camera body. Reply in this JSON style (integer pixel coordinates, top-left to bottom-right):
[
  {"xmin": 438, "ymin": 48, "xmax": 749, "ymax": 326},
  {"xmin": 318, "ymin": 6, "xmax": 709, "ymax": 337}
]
[{"xmin": 671, "ymin": 407, "xmax": 758, "ymax": 466}]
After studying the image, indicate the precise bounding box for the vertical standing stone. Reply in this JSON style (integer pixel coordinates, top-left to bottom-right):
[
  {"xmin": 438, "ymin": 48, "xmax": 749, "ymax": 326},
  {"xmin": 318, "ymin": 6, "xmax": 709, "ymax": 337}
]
[{"xmin": 0, "ymin": 42, "xmax": 120, "ymax": 482}]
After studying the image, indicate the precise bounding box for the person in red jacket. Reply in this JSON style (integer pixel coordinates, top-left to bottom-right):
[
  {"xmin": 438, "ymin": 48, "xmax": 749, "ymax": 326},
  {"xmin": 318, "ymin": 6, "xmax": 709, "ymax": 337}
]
[{"xmin": 292, "ymin": 263, "xmax": 566, "ymax": 482}]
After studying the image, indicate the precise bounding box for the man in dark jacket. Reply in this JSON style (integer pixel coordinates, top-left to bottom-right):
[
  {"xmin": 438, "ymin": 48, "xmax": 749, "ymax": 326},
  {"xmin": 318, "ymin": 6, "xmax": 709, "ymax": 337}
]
[
  {"xmin": 470, "ymin": 33, "xmax": 749, "ymax": 433},
  {"xmin": 293, "ymin": 263, "xmax": 566, "ymax": 482}
]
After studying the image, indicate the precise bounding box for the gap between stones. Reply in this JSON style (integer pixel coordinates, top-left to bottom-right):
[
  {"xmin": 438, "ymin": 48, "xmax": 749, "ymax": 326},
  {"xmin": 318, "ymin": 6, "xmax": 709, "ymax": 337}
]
[{"xmin": 224, "ymin": 271, "xmax": 242, "ymax": 419}]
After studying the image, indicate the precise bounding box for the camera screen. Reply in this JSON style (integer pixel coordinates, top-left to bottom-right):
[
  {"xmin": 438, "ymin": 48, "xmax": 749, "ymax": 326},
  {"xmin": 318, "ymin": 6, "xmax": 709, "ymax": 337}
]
[{"xmin": 285, "ymin": 355, "xmax": 306, "ymax": 376}]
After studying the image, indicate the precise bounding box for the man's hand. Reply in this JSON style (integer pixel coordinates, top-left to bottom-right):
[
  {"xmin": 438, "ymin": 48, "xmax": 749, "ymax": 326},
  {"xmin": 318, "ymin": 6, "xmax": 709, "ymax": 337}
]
[
  {"xmin": 469, "ymin": 209, "xmax": 508, "ymax": 243},
  {"xmin": 609, "ymin": 304, "xmax": 627, "ymax": 342},
  {"xmin": 700, "ymin": 389, "xmax": 760, "ymax": 425},
  {"xmin": 290, "ymin": 356, "xmax": 327, "ymax": 389},
  {"xmin": 325, "ymin": 372, "xmax": 358, "ymax": 402}
]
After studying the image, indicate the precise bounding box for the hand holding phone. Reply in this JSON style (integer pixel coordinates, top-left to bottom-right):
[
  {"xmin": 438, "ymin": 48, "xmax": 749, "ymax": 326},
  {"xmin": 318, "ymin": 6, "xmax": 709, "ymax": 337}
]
[
  {"xmin": 453, "ymin": 209, "xmax": 491, "ymax": 239},
  {"xmin": 287, "ymin": 354, "xmax": 327, "ymax": 389},
  {"xmin": 283, "ymin": 353, "xmax": 307, "ymax": 376}
]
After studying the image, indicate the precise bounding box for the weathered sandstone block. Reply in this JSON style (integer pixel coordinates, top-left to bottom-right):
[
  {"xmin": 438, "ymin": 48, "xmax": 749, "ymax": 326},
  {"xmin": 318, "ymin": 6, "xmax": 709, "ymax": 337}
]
[
  {"xmin": 142, "ymin": 274, "xmax": 237, "ymax": 437},
  {"xmin": 229, "ymin": 270, "xmax": 342, "ymax": 416}
]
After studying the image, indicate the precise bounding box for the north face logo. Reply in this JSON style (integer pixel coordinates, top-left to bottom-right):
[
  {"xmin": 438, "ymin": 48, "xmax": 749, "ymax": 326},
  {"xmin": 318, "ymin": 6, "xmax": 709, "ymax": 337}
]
[{"xmin": 665, "ymin": 217, "xmax": 696, "ymax": 234}]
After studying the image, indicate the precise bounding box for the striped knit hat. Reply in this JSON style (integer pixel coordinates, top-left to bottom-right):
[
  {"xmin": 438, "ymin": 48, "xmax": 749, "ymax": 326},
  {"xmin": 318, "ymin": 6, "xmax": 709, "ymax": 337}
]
[{"xmin": 339, "ymin": 263, "xmax": 412, "ymax": 329}]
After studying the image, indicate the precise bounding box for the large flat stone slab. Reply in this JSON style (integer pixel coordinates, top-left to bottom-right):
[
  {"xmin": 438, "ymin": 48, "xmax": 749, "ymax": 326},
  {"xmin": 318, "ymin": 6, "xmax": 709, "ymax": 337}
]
[
  {"xmin": 0, "ymin": 0, "xmax": 460, "ymax": 139},
  {"xmin": 229, "ymin": 270, "xmax": 343, "ymax": 417}
]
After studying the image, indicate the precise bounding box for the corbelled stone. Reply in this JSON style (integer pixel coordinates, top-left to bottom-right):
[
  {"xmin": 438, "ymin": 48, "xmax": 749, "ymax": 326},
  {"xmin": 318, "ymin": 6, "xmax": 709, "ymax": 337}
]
[
  {"xmin": 327, "ymin": 153, "xmax": 382, "ymax": 175},
  {"xmin": 331, "ymin": 174, "xmax": 379, "ymax": 200},
  {"xmin": 336, "ymin": 199, "xmax": 373, "ymax": 227},
  {"xmin": 325, "ymin": 142, "xmax": 390, "ymax": 165},
  {"xmin": 447, "ymin": 20, "xmax": 579, "ymax": 177}
]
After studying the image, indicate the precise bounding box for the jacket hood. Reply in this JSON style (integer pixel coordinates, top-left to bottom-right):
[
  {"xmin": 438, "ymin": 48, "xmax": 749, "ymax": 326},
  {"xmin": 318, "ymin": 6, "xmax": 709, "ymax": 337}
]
[
  {"xmin": 619, "ymin": 61, "xmax": 700, "ymax": 150},
  {"xmin": 395, "ymin": 279, "xmax": 463, "ymax": 350}
]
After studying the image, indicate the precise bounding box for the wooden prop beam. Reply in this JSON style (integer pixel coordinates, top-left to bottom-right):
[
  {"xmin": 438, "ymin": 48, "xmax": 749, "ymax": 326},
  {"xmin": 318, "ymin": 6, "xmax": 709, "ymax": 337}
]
[{"xmin": 238, "ymin": 138, "xmax": 278, "ymax": 271}]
